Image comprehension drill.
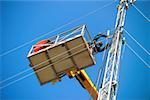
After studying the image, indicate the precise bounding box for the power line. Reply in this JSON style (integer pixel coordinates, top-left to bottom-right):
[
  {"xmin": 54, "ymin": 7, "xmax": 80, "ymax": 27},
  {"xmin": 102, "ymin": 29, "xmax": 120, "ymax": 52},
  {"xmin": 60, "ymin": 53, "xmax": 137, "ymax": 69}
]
[
  {"xmin": 0, "ymin": 1, "xmax": 116, "ymax": 57},
  {"xmin": 0, "ymin": 42, "xmax": 86, "ymax": 84},
  {"xmin": 95, "ymin": 30, "xmax": 111, "ymax": 89},
  {"xmin": 126, "ymin": 43, "xmax": 150, "ymax": 68},
  {"xmin": 0, "ymin": 0, "xmax": 117, "ymax": 87},
  {"xmin": 0, "ymin": 46, "xmax": 88, "ymax": 89},
  {"xmin": 132, "ymin": 4, "xmax": 150, "ymax": 22},
  {"xmin": 88, "ymin": 50, "xmax": 107, "ymax": 100},
  {"xmin": 88, "ymin": 30, "xmax": 111, "ymax": 100},
  {"xmin": 124, "ymin": 28, "xmax": 150, "ymax": 56}
]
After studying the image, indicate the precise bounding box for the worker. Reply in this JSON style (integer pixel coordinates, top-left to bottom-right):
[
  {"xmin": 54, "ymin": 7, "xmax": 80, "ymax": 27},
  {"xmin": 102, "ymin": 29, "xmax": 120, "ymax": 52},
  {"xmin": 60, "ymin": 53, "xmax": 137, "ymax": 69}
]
[
  {"xmin": 92, "ymin": 33, "xmax": 111, "ymax": 53},
  {"xmin": 93, "ymin": 41, "xmax": 110, "ymax": 53}
]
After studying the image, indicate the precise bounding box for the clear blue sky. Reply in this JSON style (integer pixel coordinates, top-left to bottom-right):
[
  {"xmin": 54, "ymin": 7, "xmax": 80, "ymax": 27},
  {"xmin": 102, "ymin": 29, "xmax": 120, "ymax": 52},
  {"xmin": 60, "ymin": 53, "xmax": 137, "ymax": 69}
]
[{"xmin": 0, "ymin": 0, "xmax": 150, "ymax": 100}]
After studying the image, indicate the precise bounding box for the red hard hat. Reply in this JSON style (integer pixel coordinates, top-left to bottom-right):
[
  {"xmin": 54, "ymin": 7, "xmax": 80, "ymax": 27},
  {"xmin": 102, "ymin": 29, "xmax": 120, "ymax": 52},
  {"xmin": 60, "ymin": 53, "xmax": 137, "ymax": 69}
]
[{"xmin": 34, "ymin": 40, "xmax": 49, "ymax": 52}]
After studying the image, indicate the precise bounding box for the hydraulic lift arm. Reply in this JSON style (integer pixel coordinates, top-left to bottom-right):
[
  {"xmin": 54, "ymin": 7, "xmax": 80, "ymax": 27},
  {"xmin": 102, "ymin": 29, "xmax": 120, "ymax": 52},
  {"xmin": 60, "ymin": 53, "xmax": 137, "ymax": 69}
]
[{"xmin": 67, "ymin": 70, "xmax": 98, "ymax": 100}]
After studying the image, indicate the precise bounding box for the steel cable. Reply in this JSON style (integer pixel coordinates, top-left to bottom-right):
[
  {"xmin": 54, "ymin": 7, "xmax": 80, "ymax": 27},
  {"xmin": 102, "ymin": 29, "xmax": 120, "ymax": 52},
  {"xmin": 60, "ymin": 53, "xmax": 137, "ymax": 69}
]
[
  {"xmin": 124, "ymin": 28, "xmax": 150, "ymax": 56},
  {"xmin": 0, "ymin": 42, "xmax": 86, "ymax": 85},
  {"xmin": 132, "ymin": 4, "xmax": 150, "ymax": 22},
  {"xmin": 0, "ymin": 45, "xmax": 89, "ymax": 89},
  {"xmin": 126, "ymin": 43, "xmax": 150, "ymax": 68},
  {"xmin": 0, "ymin": 1, "xmax": 116, "ymax": 57}
]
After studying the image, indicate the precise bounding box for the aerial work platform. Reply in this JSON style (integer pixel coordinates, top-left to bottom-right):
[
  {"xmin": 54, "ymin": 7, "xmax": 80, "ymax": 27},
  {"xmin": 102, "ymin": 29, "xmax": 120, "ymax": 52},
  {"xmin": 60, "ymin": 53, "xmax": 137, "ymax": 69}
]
[{"xmin": 27, "ymin": 25, "xmax": 96, "ymax": 85}]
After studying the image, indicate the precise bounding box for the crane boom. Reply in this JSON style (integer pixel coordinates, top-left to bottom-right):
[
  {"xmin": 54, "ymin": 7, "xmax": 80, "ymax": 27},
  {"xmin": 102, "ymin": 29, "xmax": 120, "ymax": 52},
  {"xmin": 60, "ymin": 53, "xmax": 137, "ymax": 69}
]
[
  {"xmin": 98, "ymin": 0, "xmax": 135, "ymax": 100},
  {"xmin": 67, "ymin": 70, "xmax": 98, "ymax": 100}
]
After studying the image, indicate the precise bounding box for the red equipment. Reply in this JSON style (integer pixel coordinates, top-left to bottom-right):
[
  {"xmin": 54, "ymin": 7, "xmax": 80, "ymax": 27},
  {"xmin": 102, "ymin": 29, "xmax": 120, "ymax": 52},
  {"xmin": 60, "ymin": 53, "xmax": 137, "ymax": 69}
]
[{"xmin": 33, "ymin": 40, "xmax": 49, "ymax": 52}]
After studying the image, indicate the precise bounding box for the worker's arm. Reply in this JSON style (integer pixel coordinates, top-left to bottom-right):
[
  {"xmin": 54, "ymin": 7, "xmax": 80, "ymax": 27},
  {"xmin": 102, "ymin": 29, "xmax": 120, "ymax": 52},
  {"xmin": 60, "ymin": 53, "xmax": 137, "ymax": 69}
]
[{"xmin": 67, "ymin": 70, "xmax": 98, "ymax": 100}]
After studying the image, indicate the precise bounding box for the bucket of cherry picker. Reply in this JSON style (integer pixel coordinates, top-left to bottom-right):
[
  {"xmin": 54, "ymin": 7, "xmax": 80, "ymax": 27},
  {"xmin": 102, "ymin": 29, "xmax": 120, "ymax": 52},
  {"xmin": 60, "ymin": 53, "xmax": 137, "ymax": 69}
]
[{"xmin": 27, "ymin": 25, "xmax": 96, "ymax": 85}]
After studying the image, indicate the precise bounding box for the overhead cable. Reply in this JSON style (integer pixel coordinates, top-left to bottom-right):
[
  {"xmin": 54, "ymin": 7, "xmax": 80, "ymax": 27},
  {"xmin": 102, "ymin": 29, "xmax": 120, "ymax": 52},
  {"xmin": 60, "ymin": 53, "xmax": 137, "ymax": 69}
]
[
  {"xmin": 126, "ymin": 43, "xmax": 150, "ymax": 68},
  {"xmin": 133, "ymin": 4, "xmax": 150, "ymax": 22},
  {"xmin": 0, "ymin": 42, "xmax": 86, "ymax": 85},
  {"xmin": 0, "ymin": 1, "xmax": 116, "ymax": 57},
  {"xmin": 88, "ymin": 30, "xmax": 111, "ymax": 100},
  {"xmin": 124, "ymin": 28, "xmax": 150, "ymax": 56},
  {"xmin": 0, "ymin": 46, "xmax": 88, "ymax": 89}
]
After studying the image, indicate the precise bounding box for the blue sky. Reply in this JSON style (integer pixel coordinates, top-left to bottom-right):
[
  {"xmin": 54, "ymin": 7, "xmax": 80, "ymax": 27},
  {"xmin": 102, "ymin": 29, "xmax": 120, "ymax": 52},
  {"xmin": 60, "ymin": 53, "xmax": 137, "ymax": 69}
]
[{"xmin": 0, "ymin": 0, "xmax": 150, "ymax": 100}]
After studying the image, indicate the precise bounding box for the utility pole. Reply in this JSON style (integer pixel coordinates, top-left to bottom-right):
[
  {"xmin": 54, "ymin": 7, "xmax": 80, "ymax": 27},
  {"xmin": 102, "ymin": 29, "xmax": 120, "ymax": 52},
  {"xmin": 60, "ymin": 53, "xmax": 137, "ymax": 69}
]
[{"xmin": 98, "ymin": 0, "xmax": 135, "ymax": 100}]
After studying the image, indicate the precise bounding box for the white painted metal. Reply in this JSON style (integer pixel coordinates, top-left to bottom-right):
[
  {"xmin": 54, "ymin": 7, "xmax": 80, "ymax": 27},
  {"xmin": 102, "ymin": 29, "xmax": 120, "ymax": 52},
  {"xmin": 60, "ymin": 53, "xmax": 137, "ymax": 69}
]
[{"xmin": 98, "ymin": 0, "xmax": 135, "ymax": 100}]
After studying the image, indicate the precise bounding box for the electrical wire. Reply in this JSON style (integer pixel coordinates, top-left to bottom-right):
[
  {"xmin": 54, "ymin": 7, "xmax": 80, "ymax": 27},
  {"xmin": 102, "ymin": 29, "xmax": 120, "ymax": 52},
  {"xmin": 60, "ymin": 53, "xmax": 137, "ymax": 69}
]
[
  {"xmin": 88, "ymin": 29, "xmax": 115, "ymax": 100},
  {"xmin": 0, "ymin": 46, "xmax": 88, "ymax": 89},
  {"xmin": 126, "ymin": 43, "xmax": 150, "ymax": 68},
  {"xmin": 0, "ymin": 1, "xmax": 117, "ymax": 87},
  {"xmin": 0, "ymin": 0, "xmax": 116, "ymax": 88},
  {"xmin": 88, "ymin": 48, "xmax": 107, "ymax": 100},
  {"xmin": 0, "ymin": 1, "xmax": 116, "ymax": 57},
  {"xmin": 132, "ymin": 4, "xmax": 150, "ymax": 22},
  {"xmin": 88, "ymin": 30, "xmax": 111, "ymax": 100},
  {"xmin": 124, "ymin": 28, "xmax": 150, "ymax": 56},
  {"xmin": 0, "ymin": 42, "xmax": 86, "ymax": 84},
  {"xmin": 95, "ymin": 40, "xmax": 108, "ymax": 89}
]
